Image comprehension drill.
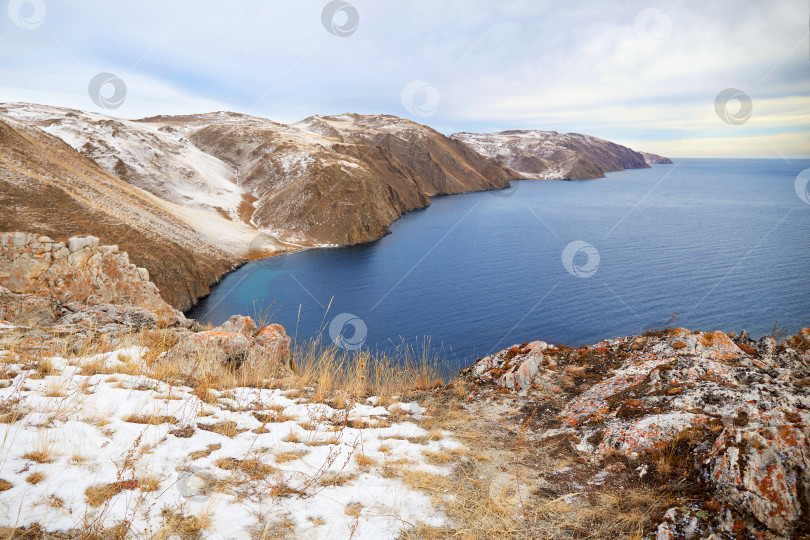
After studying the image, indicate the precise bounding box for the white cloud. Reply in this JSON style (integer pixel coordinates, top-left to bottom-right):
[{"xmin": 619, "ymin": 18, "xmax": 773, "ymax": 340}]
[{"xmin": 0, "ymin": 0, "xmax": 807, "ymax": 157}]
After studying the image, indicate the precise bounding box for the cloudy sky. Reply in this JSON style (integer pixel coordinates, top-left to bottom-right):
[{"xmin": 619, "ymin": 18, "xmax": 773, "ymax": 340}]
[{"xmin": 1, "ymin": 0, "xmax": 808, "ymax": 157}]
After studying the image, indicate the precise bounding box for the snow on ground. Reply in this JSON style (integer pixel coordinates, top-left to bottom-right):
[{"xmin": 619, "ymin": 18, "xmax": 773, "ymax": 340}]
[{"xmin": 0, "ymin": 347, "xmax": 458, "ymax": 538}]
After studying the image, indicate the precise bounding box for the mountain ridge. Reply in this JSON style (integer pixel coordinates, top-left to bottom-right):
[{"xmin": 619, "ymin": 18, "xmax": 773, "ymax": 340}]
[{"xmin": 0, "ymin": 102, "xmax": 671, "ymax": 310}]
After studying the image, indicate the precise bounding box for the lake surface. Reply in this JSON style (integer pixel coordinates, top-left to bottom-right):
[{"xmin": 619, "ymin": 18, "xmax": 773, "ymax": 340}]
[{"xmin": 189, "ymin": 158, "xmax": 810, "ymax": 371}]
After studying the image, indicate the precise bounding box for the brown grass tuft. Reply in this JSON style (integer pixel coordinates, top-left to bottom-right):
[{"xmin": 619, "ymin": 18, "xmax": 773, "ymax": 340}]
[
  {"xmin": 85, "ymin": 479, "xmax": 140, "ymax": 507},
  {"xmin": 25, "ymin": 472, "xmax": 45, "ymax": 485},
  {"xmin": 198, "ymin": 420, "xmax": 244, "ymax": 438}
]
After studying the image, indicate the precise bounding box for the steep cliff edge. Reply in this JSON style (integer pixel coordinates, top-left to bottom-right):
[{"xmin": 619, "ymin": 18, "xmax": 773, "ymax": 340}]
[{"xmin": 452, "ymin": 130, "xmax": 671, "ymax": 179}]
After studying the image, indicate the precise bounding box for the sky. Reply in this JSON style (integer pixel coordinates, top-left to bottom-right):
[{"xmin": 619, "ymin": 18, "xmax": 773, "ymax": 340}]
[{"xmin": 1, "ymin": 0, "xmax": 808, "ymax": 158}]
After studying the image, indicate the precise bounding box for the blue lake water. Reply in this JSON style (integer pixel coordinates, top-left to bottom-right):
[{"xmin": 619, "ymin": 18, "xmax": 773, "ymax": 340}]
[{"xmin": 189, "ymin": 158, "xmax": 810, "ymax": 371}]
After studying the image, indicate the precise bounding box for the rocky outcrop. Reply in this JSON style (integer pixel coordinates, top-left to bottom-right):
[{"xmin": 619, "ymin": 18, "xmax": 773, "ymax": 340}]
[
  {"xmin": 452, "ymin": 130, "xmax": 671, "ymax": 180},
  {"xmin": 0, "ymin": 232, "xmax": 182, "ymax": 323},
  {"xmin": 465, "ymin": 328, "xmax": 810, "ymax": 539},
  {"xmin": 164, "ymin": 314, "xmax": 293, "ymax": 382}
]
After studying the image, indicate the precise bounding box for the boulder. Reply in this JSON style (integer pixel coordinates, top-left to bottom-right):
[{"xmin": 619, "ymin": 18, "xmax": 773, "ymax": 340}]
[
  {"xmin": 165, "ymin": 315, "xmax": 293, "ymax": 381},
  {"xmin": 469, "ymin": 341, "xmax": 548, "ymax": 390},
  {"xmin": 247, "ymin": 323, "xmax": 293, "ymax": 372},
  {"xmin": 708, "ymin": 425, "xmax": 809, "ymax": 534},
  {"xmin": 167, "ymin": 329, "xmax": 251, "ymax": 374}
]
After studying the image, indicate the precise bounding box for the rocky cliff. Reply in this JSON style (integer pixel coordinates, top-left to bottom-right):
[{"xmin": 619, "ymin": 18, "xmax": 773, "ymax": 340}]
[
  {"xmin": 640, "ymin": 151, "xmax": 674, "ymax": 165},
  {"xmin": 452, "ymin": 130, "xmax": 671, "ymax": 179},
  {"xmin": 0, "ymin": 232, "xmax": 181, "ymax": 323},
  {"xmin": 293, "ymin": 114, "xmax": 519, "ymax": 195}
]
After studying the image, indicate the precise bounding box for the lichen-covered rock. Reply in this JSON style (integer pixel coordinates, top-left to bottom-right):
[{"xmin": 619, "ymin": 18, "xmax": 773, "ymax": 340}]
[
  {"xmin": 247, "ymin": 323, "xmax": 293, "ymax": 372},
  {"xmin": 165, "ymin": 315, "xmax": 293, "ymax": 380},
  {"xmin": 466, "ymin": 327, "xmax": 810, "ymax": 538},
  {"xmin": 168, "ymin": 329, "xmax": 251, "ymax": 374},
  {"xmin": 708, "ymin": 425, "xmax": 809, "ymax": 535},
  {"xmin": 0, "ymin": 286, "xmax": 56, "ymax": 326},
  {"xmin": 0, "ymin": 232, "xmax": 181, "ymax": 323},
  {"xmin": 469, "ymin": 341, "xmax": 548, "ymax": 390}
]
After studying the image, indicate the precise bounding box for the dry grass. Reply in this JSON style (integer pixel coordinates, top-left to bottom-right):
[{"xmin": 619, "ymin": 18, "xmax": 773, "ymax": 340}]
[
  {"xmin": 274, "ymin": 450, "xmax": 308, "ymax": 464},
  {"xmin": 283, "ymin": 430, "xmax": 302, "ymax": 444},
  {"xmin": 156, "ymin": 508, "xmax": 211, "ymax": 539},
  {"xmin": 85, "ymin": 479, "xmax": 140, "ymax": 507},
  {"xmin": 269, "ymin": 479, "xmax": 305, "ymax": 499},
  {"xmin": 25, "ymin": 472, "xmax": 45, "ymax": 485},
  {"xmin": 0, "ymin": 479, "xmax": 12, "ymax": 491},
  {"xmin": 0, "ymin": 395, "xmax": 25, "ymax": 424},
  {"xmin": 319, "ymin": 472, "xmax": 357, "ymax": 487},
  {"xmin": 215, "ymin": 457, "xmax": 277, "ymax": 479},
  {"xmin": 189, "ymin": 443, "xmax": 221, "ymax": 460},
  {"xmin": 292, "ymin": 338, "xmax": 444, "ymax": 404},
  {"xmin": 355, "ymin": 454, "xmax": 377, "ymax": 469},
  {"xmin": 123, "ymin": 413, "xmax": 178, "ymax": 425},
  {"xmin": 22, "ymin": 439, "xmax": 55, "ymax": 464},
  {"xmin": 79, "ymin": 356, "xmax": 107, "ymax": 376},
  {"xmin": 198, "ymin": 420, "xmax": 244, "ymax": 438},
  {"xmin": 422, "ymin": 447, "xmax": 466, "ymax": 466},
  {"xmin": 344, "ymin": 502, "xmax": 363, "ymax": 518},
  {"xmin": 36, "ymin": 357, "xmax": 57, "ymax": 377}
]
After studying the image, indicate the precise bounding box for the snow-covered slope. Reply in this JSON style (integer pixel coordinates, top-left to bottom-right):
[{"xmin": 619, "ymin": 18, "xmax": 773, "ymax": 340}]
[
  {"xmin": 0, "ymin": 110, "xmax": 283, "ymax": 310},
  {"xmin": 1, "ymin": 104, "xmax": 246, "ymax": 221}
]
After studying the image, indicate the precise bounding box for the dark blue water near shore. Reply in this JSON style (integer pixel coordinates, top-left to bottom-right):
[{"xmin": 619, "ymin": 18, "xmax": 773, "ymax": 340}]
[{"xmin": 189, "ymin": 159, "xmax": 810, "ymax": 370}]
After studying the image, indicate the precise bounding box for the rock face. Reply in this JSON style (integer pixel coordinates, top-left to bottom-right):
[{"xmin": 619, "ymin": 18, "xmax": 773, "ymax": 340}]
[
  {"xmin": 165, "ymin": 315, "xmax": 293, "ymax": 381},
  {"xmin": 452, "ymin": 130, "xmax": 671, "ymax": 180},
  {"xmin": 0, "ymin": 232, "xmax": 181, "ymax": 323},
  {"xmin": 466, "ymin": 328, "xmax": 810, "ymax": 538}
]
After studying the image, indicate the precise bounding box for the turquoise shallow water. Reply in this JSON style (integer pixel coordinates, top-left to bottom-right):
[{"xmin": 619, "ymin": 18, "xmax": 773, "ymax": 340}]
[{"xmin": 189, "ymin": 158, "xmax": 810, "ymax": 371}]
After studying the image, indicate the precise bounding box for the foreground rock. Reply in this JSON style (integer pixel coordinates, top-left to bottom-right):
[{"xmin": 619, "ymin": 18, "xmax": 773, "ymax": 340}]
[
  {"xmin": 0, "ymin": 232, "xmax": 183, "ymax": 323},
  {"xmin": 164, "ymin": 315, "xmax": 294, "ymax": 382},
  {"xmin": 465, "ymin": 328, "xmax": 810, "ymax": 539}
]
